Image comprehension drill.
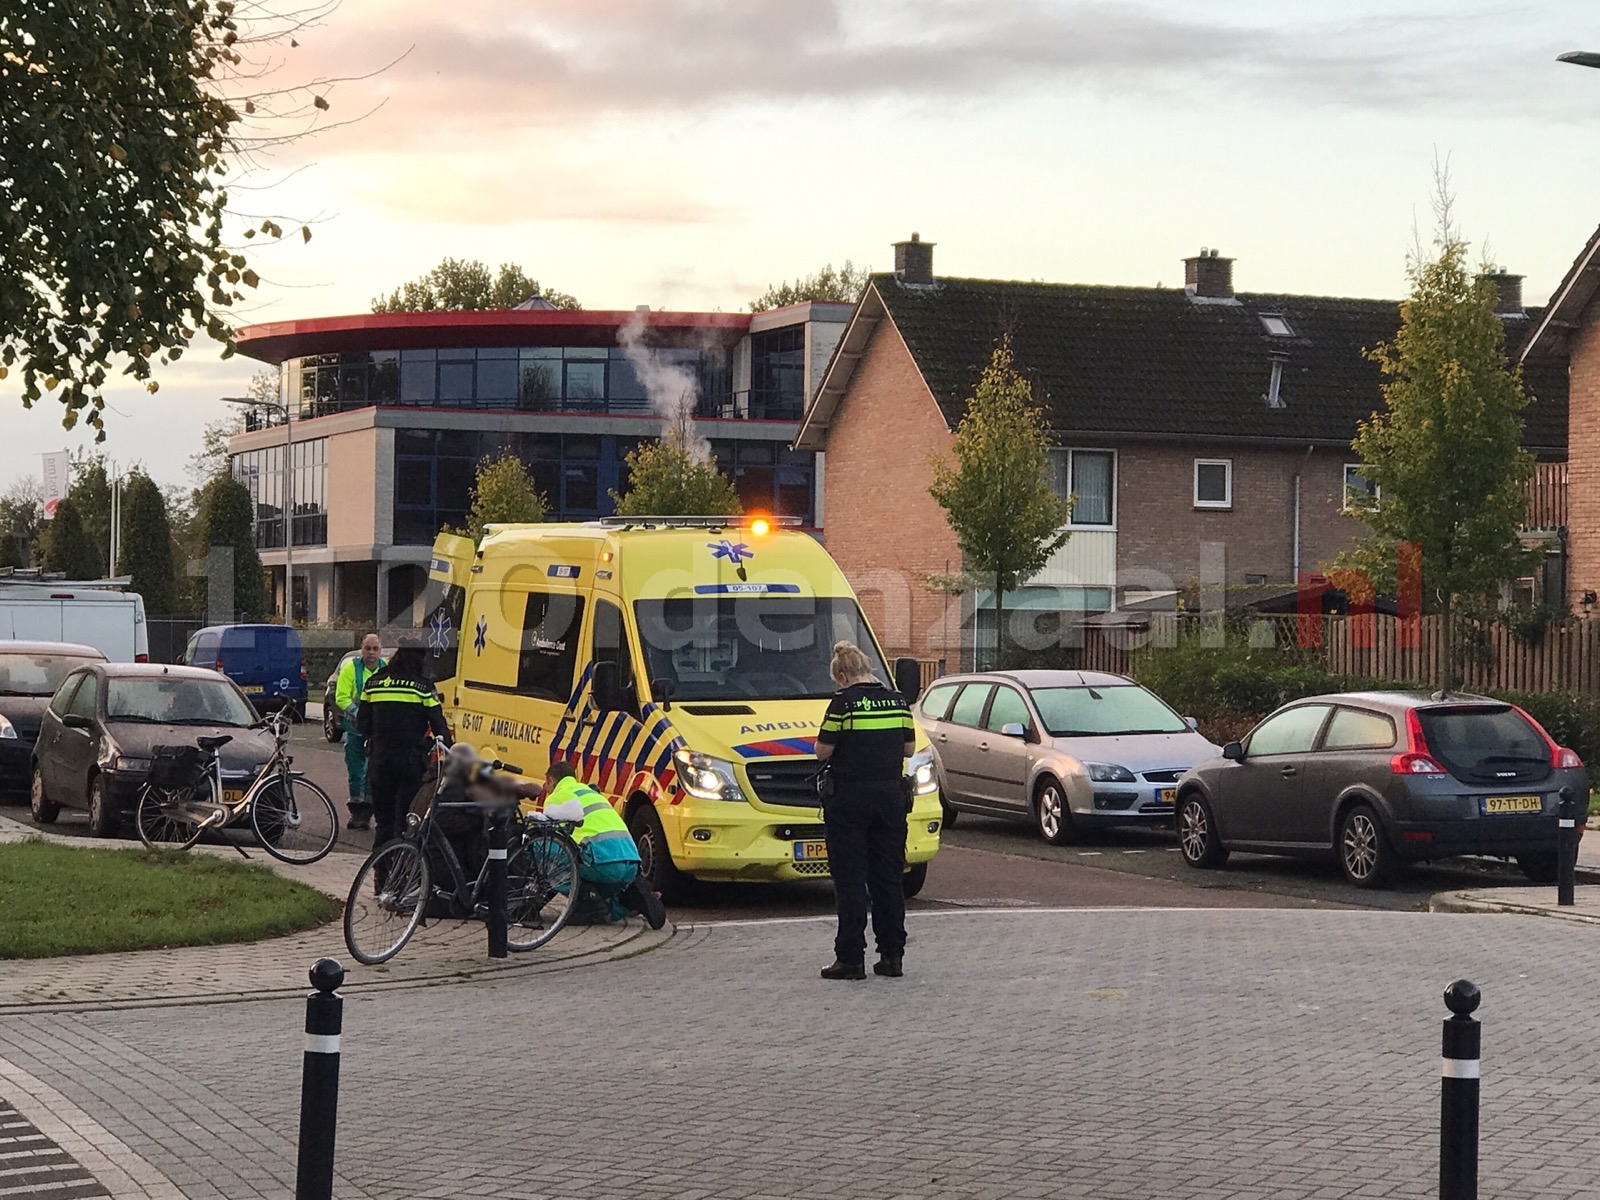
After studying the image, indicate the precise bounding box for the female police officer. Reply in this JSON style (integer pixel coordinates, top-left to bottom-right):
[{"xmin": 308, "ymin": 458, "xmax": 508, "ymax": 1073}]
[{"xmin": 813, "ymin": 641, "xmax": 916, "ymax": 981}]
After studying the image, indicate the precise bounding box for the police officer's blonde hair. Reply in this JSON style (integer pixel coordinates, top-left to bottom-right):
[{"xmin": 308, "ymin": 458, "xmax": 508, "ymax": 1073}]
[{"xmin": 830, "ymin": 641, "xmax": 875, "ymax": 685}]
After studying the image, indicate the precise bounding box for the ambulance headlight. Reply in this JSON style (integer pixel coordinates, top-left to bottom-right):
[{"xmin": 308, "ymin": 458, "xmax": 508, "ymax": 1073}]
[
  {"xmin": 907, "ymin": 748, "xmax": 938, "ymax": 795},
  {"xmin": 673, "ymin": 749, "xmax": 746, "ymax": 803}
]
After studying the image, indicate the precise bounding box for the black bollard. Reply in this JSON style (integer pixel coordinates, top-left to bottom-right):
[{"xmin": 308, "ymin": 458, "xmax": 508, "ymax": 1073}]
[
  {"xmin": 296, "ymin": 958, "xmax": 344, "ymax": 1200},
  {"xmin": 486, "ymin": 810, "xmax": 509, "ymax": 959},
  {"xmin": 1558, "ymin": 785, "xmax": 1577, "ymax": 907},
  {"xmin": 1439, "ymin": 980, "xmax": 1481, "ymax": 1200}
]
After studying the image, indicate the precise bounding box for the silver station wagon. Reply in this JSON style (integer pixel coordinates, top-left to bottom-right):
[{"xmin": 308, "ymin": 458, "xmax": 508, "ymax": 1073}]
[{"xmin": 916, "ymin": 670, "xmax": 1219, "ymax": 843}]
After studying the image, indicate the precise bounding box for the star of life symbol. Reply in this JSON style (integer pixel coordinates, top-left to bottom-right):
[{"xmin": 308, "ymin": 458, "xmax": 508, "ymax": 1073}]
[
  {"xmin": 709, "ymin": 540, "xmax": 754, "ymax": 566},
  {"xmin": 428, "ymin": 609, "xmax": 452, "ymax": 657},
  {"xmin": 474, "ymin": 614, "xmax": 489, "ymax": 655}
]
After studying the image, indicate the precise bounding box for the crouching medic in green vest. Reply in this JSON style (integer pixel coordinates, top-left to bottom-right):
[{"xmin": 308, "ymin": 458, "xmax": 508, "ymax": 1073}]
[{"xmin": 516, "ymin": 761, "xmax": 666, "ymax": 929}]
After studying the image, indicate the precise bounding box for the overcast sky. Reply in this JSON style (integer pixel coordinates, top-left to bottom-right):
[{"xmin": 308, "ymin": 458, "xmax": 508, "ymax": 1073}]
[{"xmin": 9, "ymin": 0, "xmax": 1600, "ymax": 490}]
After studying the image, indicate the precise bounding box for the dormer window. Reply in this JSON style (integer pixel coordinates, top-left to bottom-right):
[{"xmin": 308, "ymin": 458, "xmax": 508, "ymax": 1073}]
[{"xmin": 1259, "ymin": 313, "xmax": 1294, "ymax": 338}]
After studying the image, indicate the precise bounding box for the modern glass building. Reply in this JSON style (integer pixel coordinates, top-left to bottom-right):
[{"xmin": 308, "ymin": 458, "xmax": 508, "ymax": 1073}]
[{"xmin": 229, "ymin": 302, "xmax": 850, "ymax": 624}]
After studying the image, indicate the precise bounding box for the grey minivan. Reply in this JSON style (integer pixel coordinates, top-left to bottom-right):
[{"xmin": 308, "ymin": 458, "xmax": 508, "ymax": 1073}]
[
  {"xmin": 917, "ymin": 670, "xmax": 1219, "ymax": 844},
  {"xmin": 1174, "ymin": 690, "xmax": 1588, "ymax": 888}
]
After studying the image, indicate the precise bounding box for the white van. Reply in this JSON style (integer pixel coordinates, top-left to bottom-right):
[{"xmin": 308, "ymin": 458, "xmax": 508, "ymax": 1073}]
[{"xmin": 0, "ymin": 582, "xmax": 149, "ymax": 662}]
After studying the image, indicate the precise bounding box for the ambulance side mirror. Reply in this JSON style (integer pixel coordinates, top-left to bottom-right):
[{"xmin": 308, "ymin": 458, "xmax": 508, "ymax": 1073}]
[
  {"xmin": 592, "ymin": 661, "xmax": 623, "ymax": 713},
  {"xmin": 894, "ymin": 657, "xmax": 923, "ymax": 702}
]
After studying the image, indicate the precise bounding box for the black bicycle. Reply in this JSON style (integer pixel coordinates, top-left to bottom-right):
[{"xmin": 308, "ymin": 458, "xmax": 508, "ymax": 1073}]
[{"xmin": 343, "ymin": 744, "xmax": 583, "ymax": 965}]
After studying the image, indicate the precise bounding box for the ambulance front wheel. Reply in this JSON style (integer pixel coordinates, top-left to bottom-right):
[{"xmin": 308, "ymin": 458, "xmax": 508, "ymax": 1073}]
[
  {"xmin": 629, "ymin": 803, "xmax": 689, "ymax": 904},
  {"xmin": 902, "ymin": 862, "xmax": 927, "ymax": 899}
]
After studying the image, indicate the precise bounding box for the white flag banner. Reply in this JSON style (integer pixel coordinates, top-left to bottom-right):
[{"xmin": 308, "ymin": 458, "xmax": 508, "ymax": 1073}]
[{"xmin": 40, "ymin": 451, "xmax": 69, "ymax": 521}]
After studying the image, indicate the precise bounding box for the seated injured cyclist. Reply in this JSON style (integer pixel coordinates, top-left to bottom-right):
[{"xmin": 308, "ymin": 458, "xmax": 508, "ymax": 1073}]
[{"xmin": 503, "ymin": 761, "xmax": 666, "ymax": 930}]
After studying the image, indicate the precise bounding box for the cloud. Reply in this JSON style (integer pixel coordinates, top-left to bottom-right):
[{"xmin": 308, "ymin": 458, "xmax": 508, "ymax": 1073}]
[
  {"xmin": 287, "ymin": 0, "xmax": 1529, "ymax": 146},
  {"xmin": 347, "ymin": 157, "xmax": 724, "ymax": 226}
]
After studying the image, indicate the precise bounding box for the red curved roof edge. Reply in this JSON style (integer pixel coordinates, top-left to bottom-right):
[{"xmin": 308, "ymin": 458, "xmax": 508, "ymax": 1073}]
[{"xmin": 235, "ymin": 309, "xmax": 753, "ymax": 364}]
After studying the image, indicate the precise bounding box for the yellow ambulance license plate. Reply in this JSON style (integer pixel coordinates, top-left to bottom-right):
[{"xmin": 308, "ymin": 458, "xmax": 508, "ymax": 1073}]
[
  {"xmin": 794, "ymin": 840, "xmax": 828, "ymax": 862},
  {"xmin": 1160, "ymin": 788, "xmax": 1178, "ymax": 804},
  {"xmin": 1484, "ymin": 795, "xmax": 1542, "ymax": 815}
]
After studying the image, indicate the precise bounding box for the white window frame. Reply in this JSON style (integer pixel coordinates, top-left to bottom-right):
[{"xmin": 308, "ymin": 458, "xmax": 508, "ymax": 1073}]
[
  {"xmin": 1343, "ymin": 462, "xmax": 1380, "ymax": 513},
  {"xmin": 1050, "ymin": 447, "xmax": 1117, "ymax": 531},
  {"xmin": 1193, "ymin": 458, "xmax": 1233, "ymax": 509}
]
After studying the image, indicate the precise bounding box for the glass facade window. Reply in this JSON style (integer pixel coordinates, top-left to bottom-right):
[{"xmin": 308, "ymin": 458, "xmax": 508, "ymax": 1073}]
[
  {"xmin": 749, "ymin": 326, "xmax": 806, "ymax": 419},
  {"xmin": 391, "ymin": 432, "xmax": 816, "ymax": 545},
  {"xmin": 280, "ymin": 343, "xmax": 741, "ymax": 420},
  {"xmin": 232, "ymin": 437, "xmax": 329, "ymax": 548},
  {"xmin": 708, "ymin": 439, "xmax": 814, "ymax": 520},
  {"xmin": 1049, "ymin": 449, "xmax": 1115, "ymax": 527}
]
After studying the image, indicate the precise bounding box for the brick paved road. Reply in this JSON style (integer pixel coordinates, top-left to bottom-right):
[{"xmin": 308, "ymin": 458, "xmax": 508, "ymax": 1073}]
[{"xmin": 5, "ymin": 907, "xmax": 1600, "ymax": 1199}]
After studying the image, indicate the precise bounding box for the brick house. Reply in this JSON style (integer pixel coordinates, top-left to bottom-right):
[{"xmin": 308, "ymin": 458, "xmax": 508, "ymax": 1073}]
[
  {"xmin": 1519, "ymin": 222, "xmax": 1600, "ymax": 611},
  {"xmin": 796, "ymin": 236, "xmax": 1568, "ymax": 665}
]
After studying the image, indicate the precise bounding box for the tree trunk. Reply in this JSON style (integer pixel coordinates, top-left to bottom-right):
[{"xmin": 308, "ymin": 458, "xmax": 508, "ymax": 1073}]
[{"xmin": 993, "ymin": 568, "xmax": 1008, "ymax": 670}]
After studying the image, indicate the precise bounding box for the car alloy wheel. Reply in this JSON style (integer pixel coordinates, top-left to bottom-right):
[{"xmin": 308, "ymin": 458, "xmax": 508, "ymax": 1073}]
[
  {"xmin": 1034, "ymin": 778, "xmax": 1074, "ymax": 846},
  {"xmin": 30, "ymin": 768, "xmax": 59, "ymax": 825},
  {"xmin": 1177, "ymin": 794, "xmax": 1228, "ymax": 869},
  {"xmin": 1338, "ymin": 804, "xmax": 1392, "ymax": 888}
]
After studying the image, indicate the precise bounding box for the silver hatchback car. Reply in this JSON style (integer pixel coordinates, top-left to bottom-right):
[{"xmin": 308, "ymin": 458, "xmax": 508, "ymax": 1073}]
[{"xmin": 917, "ymin": 670, "xmax": 1219, "ymax": 844}]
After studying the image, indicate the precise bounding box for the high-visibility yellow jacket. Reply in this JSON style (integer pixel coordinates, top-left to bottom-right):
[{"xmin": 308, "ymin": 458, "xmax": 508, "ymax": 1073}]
[
  {"xmin": 530, "ymin": 775, "xmax": 640, "ymax": 867},
  {"xmin": 335, "ymin": 655, "xmax": 385, "ymax": 714}
]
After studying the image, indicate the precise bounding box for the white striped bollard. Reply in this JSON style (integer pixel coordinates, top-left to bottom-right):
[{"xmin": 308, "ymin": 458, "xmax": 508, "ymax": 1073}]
[
  {"xmin": 1558, "ymin": 786, "xmax": 1577, "ymax": 907},
  {"xmin": 296, "ymin": 958, "xmax": 344, "ymax": 1200},
  {"xmin": 1439, "ymin": 979, "xmax": 1480, "ymax": 1200},
  {"xmin": 487, "ymin": 810, "xmax": 509, "ymax": 958}
]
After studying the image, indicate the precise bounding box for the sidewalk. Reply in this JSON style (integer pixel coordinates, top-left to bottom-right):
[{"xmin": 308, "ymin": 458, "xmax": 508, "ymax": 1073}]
[
  {"xmin": 0, "ymin": 812, "xmax": 671, "ymax": 1014},
  {"xmin": 1430, "ymin": 881, "xmax": 1600, "ymax": 925}
]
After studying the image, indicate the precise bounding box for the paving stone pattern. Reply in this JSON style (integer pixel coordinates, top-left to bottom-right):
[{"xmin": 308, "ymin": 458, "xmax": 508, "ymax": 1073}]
[
  {"xmin": 5, "ymin": 908, "xmax": 1600, "ymax": 1199},
  {"xmin": 0, "ymin": 813, "xmax": 665, "ymax": 1014}
]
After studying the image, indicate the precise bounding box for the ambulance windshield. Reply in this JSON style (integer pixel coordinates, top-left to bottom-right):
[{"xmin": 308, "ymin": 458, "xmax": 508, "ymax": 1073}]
[{"xmin": 633, "ymin": 596, "xmax": 889, "ymax": 701}]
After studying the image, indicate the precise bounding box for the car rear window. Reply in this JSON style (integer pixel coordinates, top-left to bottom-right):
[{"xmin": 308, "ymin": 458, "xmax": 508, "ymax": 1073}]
[
  {"xmin": 948, "ymin": 684, "xmax": 993, "ymax": 728},
  {"xmin": 919, "ymin": 683, "xmax": 961, "ymax": 722},
  {"xmin": 1418, "ymin": 705, "xmax": 1550, "ymax": 783},
  {"xmin": 1322, "ymin": 708, "xmax": 1396, "ymax": 751}
]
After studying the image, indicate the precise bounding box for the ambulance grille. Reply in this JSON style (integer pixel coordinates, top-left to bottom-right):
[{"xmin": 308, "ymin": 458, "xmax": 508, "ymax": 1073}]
[
  {"xmin": 792, "ymin": 861, "xmax": 832, "ymax": 877},
  {"xmin": 743, "ymin": 760, "xmax": 821, "ymax": 809}
]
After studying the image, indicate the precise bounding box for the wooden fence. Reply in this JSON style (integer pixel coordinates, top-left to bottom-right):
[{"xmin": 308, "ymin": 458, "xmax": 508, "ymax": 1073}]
[{"xmin": 1051, "ymin": 612, "xmax": 1600, "ymax": 694}]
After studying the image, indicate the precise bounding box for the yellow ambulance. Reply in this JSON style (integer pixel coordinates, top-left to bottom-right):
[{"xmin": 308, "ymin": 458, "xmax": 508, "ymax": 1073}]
[{"xmin": 423, "ymin": 518, "xmax": 941, "ymax": 900}]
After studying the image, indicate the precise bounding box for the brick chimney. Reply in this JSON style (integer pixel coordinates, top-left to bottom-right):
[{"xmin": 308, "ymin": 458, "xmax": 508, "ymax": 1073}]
[
  {"xmin": 894, "ymin": 232, "xmax": 935, "ymax": 285},
  {"xmin": 1184, "ymin": 248, "xmax": 1234, "ymax": 300},
  {"xmin": 1486, "ymin": 270, "xmax": 1525, "ymax": 317}
]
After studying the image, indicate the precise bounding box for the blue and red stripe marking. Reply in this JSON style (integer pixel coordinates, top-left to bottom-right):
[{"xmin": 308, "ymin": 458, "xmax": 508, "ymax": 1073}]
[{"xmin": 733, "ymin": 737, "xmax": 817, "ymax": 758}]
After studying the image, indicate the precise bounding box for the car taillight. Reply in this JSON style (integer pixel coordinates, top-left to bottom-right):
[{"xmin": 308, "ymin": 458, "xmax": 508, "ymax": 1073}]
[
  {"xmin": 1392, "ymin": 752, "xmax": 1447, "ymax": 775},
  {"xmin": 214, "ymin": 659, "xmax": 226, "ymax": 671},
  {"xmin": 1509, "ymin": 704, "xmax": 1585, "ymax": 770},
  {"xmin": 134, "ymin": 653, "xmax": 149, "ymax": 663},
  {"xmin": 1393, "ymin": 710, "xmax": 1447, "ymax": 775},
  {"xmin": 300, "ymin": 656, "xmax": 308, "ymax": 682}
]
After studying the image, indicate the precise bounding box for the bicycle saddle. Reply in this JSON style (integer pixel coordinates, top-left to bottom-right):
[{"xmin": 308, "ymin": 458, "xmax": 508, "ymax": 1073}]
[{"xmin": 196, "ymin": 734, "xmax": 233, "ymax": 751}]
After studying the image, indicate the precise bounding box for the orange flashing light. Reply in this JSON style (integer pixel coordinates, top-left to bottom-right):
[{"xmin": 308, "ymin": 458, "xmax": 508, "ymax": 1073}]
[{"xmin": 750, "ymin": 517, "xmax": 771, "ymax": 537}]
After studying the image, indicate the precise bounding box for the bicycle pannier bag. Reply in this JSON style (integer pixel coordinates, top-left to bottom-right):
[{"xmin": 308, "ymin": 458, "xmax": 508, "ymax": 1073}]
[{"xmin": 148, "ymin": 744, "xmax": 206, "ymax": 791}]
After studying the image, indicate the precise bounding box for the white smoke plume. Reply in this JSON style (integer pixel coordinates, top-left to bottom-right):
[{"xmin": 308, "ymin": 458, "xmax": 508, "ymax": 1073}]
[{"xmin": 618, "ymin": 309, "xmax": 711, "ymax": 464}]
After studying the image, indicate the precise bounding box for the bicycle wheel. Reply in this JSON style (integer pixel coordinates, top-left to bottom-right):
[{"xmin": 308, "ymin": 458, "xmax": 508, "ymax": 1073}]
[
  {"xmin": 251, "ymin": 774, "xmax": 338, "ymax": 865},
  {"xmin": 344, "ymin": 840, "xmax": 429, "ymax": 965},
  {"xmin": 135, "ymin": 785, "xmax": 212, "ymax": 851},
  {"xmin": 504, "ymin": 829, "xmax": 582, "ymax": 952}
]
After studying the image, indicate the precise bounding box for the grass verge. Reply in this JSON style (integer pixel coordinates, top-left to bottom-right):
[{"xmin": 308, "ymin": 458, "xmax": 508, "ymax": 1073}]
[{"xmin": 0, "ymin": 841, "xmax": 338, "ymax": 959}]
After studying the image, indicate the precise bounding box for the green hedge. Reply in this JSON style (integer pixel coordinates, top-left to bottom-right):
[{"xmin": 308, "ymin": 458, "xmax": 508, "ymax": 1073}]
[{"xmin": 1130, "ymin": 638, "xmax": 1600, "ymax": 788}]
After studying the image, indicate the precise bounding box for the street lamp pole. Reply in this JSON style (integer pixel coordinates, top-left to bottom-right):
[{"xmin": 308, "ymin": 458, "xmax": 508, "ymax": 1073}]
[{"xmin": 220, "ymin": 392, "xmax": 294, "ymax": 623}]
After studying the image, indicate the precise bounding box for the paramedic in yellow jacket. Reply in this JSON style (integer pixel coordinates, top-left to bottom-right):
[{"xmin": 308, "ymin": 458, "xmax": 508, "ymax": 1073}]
[
  {"xmin": 335, "ymin": 633, "xmax": 385, "ymax": 830},
  {"xmin": 517, "ymin": 762, "xmax": 666, "ymax": 929}
]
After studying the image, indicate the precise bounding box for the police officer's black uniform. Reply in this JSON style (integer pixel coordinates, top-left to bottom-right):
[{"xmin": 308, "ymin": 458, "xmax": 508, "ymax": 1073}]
[
  {"xmin": 815, "ymin": 680, "xmax": 915, "ymax": 979},
  {"xmin": 356, "ymin": 648, "xmax": 450, "ymax": 847}
]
